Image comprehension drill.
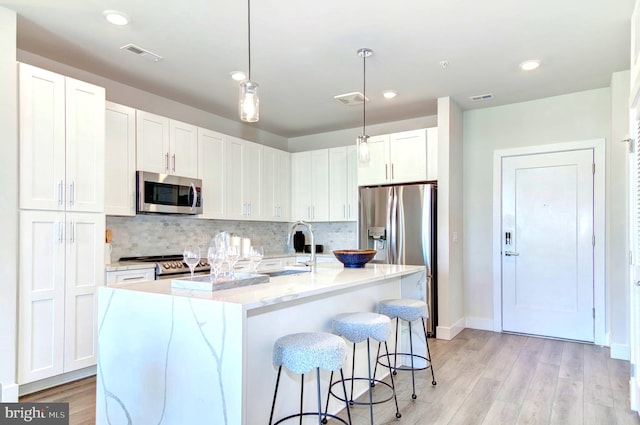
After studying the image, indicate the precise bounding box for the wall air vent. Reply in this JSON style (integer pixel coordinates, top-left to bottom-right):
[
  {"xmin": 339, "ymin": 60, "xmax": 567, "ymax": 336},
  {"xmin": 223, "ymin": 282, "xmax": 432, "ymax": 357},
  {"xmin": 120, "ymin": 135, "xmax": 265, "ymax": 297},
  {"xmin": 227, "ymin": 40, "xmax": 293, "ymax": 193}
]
[
  {"xmin": 334, "ymin": 91, "xmax": 369, "ymax": 106},
  {"xmin": 469, "ymin": 93, "xmax": 494, "ymax": 101},
  {"xmin": 120, "ymin": 43, "xmax": 163, "ymax": 62}
]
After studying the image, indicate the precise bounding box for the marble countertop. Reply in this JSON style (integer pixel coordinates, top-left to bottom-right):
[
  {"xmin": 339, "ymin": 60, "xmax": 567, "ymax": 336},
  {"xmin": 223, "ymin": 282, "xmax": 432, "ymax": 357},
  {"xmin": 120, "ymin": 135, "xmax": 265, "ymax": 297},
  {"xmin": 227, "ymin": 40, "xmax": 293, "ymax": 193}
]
[{"xmin": 105, "ymin": 262, "xmax": 425, "ymax": 311}]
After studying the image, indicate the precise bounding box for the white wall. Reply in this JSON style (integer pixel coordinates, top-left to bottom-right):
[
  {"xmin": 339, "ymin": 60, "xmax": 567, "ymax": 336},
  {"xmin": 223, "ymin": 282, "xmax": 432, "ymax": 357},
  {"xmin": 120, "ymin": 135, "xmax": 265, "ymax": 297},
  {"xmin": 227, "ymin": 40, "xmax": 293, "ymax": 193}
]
[
  {"xmin": 609, "ymin": 70, "xmax": 631, "ymax": 359},
  {"xmin": 0, "ymin": 6, "xmax": 18, "ymax": 401},
  {"xmin": 287, "ymin": 115, "xmax": 437, "ymax": 152},
  {"xmin": 436, "ymin": 97, "xmax": 465, "ymax": 339},
  {"xmin": 17, "ymin": 50, "xmax": 289, "ymax": 151},
  {"xmin": 463, "ymin": 88, "xmax": 613, "ymax": 331}
]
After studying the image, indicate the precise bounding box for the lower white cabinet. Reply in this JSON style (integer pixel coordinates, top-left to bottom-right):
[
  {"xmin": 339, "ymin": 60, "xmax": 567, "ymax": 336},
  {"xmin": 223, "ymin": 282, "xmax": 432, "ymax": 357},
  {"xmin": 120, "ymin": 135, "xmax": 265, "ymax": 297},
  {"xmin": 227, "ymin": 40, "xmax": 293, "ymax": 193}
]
[
  {"xmin": 19, "ymin": 210, "xmax": 105, "ymax": 384},
  {"xmin": 106, "ymin": 268, "xmax": 155, "ymax": 286}
]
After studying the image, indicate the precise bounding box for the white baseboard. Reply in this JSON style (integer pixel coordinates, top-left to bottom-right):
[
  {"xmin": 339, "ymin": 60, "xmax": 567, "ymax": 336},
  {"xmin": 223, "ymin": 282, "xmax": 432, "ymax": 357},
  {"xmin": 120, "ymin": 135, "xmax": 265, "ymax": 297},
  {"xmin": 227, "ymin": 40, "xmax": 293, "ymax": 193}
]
[
  {"xmin": 465, "ymin": 316, "xmax": 495, "ymax": 331},
  {"xmin": 19, "ymin": 366, "xmax": 96, "ymax": 396},
  {"xmin": 610, "ymin": 343, "xmax": 631, "ymax": 361},
  {"xmin": 0, "ymin": 382, "xmax": 19, "ymax": 402},
  {"xmin": 436, "ymin": 317, "xmax": 465, "ymax": 340}
]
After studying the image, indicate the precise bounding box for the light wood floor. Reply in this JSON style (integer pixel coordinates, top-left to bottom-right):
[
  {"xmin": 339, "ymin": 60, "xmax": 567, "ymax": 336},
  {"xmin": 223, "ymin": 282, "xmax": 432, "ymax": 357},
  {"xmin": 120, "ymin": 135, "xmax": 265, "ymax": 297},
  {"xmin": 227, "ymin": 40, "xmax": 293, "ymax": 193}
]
[{"xmin": 19, "ymin": 329, "xmax": 640, "ymax": 425}]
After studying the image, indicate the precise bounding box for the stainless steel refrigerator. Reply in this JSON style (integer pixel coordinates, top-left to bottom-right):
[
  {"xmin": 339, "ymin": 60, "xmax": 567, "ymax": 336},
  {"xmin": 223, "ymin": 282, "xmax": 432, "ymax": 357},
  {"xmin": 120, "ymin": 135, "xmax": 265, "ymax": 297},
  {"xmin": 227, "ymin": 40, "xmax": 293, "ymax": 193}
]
[{"xmin": 359, "ymin": 183, "xmax": 437, "ymax": 336}]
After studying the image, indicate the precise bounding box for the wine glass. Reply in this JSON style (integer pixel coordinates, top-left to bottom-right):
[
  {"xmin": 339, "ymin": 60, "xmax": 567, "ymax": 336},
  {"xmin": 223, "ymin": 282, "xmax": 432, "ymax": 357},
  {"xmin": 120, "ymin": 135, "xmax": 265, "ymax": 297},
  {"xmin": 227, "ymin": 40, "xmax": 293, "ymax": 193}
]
[
  {"xmin": 207, "ymin": 246, "xmax": 224, "ymax": 279},
  {"xmin": 226, "ymin": 245, "xmax": 240, "ymax": 278},
  {"xmin": 250, "ymin": 245, "xmax": 264, "ymax": 272},
  {"xmin": 183, "ymin": 245, "xmax": 201, "ymax": 280}
]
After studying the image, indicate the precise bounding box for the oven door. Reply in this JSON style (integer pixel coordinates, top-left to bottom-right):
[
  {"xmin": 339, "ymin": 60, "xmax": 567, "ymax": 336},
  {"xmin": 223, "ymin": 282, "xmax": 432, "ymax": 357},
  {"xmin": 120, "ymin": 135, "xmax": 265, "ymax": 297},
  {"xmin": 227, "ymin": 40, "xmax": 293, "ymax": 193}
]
[{"xmin": 137, "ymin": 171, "xmax": 203, "ymax": 214}]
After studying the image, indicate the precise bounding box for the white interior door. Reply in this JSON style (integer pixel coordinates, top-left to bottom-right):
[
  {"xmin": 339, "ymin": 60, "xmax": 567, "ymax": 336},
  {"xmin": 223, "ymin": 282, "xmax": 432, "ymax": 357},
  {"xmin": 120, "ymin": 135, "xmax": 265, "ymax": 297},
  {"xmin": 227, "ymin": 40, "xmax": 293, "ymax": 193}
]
[{"xmin": 502, "ymin": 149, "xmax": 594, "ymax": 342}]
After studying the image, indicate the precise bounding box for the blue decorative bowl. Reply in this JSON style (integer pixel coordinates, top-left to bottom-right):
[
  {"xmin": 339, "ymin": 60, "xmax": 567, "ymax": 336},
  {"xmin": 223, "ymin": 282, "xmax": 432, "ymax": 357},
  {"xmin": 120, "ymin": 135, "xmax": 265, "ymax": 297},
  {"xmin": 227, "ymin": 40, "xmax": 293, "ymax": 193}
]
[{"xmin": 333, "ymin": 249, "xmax": 377, "ymax": 268}]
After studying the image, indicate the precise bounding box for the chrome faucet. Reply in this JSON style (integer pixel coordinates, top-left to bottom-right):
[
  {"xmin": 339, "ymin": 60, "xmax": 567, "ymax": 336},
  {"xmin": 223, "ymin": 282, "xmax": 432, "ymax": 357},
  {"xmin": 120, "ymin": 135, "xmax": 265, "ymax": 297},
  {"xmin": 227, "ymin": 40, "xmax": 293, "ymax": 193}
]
[{"xmin": 287, "ymin": 220, "xmax": 316, "ymax": 272}]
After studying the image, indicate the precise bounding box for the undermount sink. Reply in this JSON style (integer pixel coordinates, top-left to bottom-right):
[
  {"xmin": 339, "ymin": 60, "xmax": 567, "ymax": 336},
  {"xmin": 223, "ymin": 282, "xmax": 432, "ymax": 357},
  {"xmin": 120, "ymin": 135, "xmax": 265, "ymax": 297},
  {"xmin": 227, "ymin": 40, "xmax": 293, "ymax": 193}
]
[{"xmin": 264, "ymin": 268, "xmax": 311, "ymax": 277}]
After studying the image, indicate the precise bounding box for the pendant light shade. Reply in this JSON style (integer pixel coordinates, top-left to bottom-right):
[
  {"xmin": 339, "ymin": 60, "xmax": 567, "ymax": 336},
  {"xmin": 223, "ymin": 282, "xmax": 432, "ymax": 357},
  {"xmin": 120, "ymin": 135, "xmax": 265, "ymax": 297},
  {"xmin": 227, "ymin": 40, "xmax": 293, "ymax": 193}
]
[
  {"xmin": 357, "ymin": 48, "xmax": 373, "ymax": 163},
  {"xmin": 239, "ymin": 0, "xmax": 259, "ymax": 122}
]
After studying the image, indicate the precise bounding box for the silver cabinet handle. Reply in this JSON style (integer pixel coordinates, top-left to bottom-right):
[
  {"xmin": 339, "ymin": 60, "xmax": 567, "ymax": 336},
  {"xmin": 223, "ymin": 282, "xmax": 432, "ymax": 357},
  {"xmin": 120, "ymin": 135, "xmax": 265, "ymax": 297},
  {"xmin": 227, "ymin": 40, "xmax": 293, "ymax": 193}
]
[
  {"xmin": 172, "ymin": 154, "xmax": 176, "ymax": 172},
  {"xmin": 165, "ymin": 153, "xmax": 169, "ymax": 172},
  {"xmin": 69, "ymin": 182, "xmax": 74, "ymax": 206},
  {"xmin": 391, "ymin": 163, "xmax": 395, "ymax": 179},
  {"xmin": 58, "ymin": 221, "xmax": 64, "ymax": 244},
  {"xmin": 58, "ymin": 180, "xmax": 64, "ymax": 206},
  {"xmin": 505, "ymin": 251, "xmax": 519, "ymax": 256},
  {"xmin": 69, "ymin": 221, "xmax": 75, "ymax": 243},
  {"xmin": 385, "ymin": 164, "xmax": 388, "ymax": 179}
]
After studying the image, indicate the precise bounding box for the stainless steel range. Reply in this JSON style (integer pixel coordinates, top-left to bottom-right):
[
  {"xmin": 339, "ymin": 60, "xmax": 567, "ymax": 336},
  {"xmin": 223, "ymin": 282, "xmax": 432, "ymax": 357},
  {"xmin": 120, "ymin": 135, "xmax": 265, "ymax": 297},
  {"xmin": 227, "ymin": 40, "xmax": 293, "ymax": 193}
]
[{"xmin": 120, "ymin": 254, "xmax": 210, "ymax": 280}]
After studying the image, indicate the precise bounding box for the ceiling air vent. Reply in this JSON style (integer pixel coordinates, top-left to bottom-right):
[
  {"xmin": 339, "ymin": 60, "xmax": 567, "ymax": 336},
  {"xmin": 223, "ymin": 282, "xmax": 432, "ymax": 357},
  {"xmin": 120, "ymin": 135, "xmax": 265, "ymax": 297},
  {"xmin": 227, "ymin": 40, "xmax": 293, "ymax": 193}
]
[
  {"xmin": 469, "ymin": 93, "xmax": 494, "ymax": 102},
  {"xmin": 334, "ymin": 92, "xmax": 369, "ymax": 106},
  {"xmin": 120, "ymin": 43, "xmax": 163, "ymax": 62}
]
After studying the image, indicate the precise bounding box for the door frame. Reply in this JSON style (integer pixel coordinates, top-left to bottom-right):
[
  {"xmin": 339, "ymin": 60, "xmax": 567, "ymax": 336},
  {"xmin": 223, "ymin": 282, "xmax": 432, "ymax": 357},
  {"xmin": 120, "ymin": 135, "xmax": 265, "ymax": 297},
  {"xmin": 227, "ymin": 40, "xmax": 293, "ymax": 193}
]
[{"xmin": 492, "ymin": 139, "xmax": 606, "ymax": 345}]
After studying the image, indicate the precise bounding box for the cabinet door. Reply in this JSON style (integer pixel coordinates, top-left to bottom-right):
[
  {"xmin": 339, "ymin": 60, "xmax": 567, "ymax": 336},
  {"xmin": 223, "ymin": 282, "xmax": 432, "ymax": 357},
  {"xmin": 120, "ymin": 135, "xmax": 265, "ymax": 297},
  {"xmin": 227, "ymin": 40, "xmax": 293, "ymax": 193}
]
[
  {"xmin": 357, "ymin": 134, "xmax": 389, "ymax": 186},
  {"xmin": 65, "ymin": 77, "xmax": 105, "ymax": 213},
  {"xmin": 291, "ymin": 152, "xmax": 312, "ymax": 221},
  {"xmin": 346, "ymin": 145, "xmax": 358, "ymax": 220},
  {"xmin": 136, "ymin": 110, "xmax": 170, "ymax": 174},
  {"xmin": 198, "ymin": 128, "xmax": 226, "ymax": 219},
  {"xmin": 310, "ymin": 149, "xmax": 329, "ymax": 221},
  {"xmin": 105, "ymin": 102, "xmax": 136, "ymax": 216},
  {"xmin": 226, "ymin": 137, "xmax": 261, "ymax": 219},
  {"xmin": 64, "ymin": 212, "xmax": 104, "ymax": 372},
  {"xmin": 389, "ymin": 129, "xmax": 427, "ymax": 183},
  {"xmin": 276, "ymin": 150, "xmax": 291, "ymax": 221},
  {"xmin": 226, "ymin": 137, "xmax": 245, "ymax": 219},
  {"xmin": 243, "ymin": 141, "xmax": 262, "ymax": 219},
  {"xmin": 329, "ymin": 147, "xmax": 348, "ymax": 221},
  {"xmin": 170, "ymin": 120, "xmax": 198, "ymax": 178},
  {"xmin": 19, "ymin": 210, "xmax": 66, "ymax": 384},
  {"xmin": 19, "ymin": 64, "xmax": 66, "ymax": 211},
  {"xmin": 426, "ymin": 127, "xmax": 438, "ymax": 181}
]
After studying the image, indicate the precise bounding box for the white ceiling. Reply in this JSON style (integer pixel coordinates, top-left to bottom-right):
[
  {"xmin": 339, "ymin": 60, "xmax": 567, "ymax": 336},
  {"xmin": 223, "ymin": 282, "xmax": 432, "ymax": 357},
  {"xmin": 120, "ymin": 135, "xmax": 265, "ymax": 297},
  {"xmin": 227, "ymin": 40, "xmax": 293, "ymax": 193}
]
[{"xmin": 1, "ymin": 0, "xmax": 634, "ymax": 138}]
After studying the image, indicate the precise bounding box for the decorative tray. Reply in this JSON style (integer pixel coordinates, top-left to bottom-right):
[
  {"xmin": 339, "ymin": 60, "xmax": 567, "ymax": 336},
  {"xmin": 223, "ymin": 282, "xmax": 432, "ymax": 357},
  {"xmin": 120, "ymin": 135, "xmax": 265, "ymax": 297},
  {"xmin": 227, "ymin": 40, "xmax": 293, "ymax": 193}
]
[{"xmin": 171, "ymin": 273, "xmax": 270, "ymax": 291}]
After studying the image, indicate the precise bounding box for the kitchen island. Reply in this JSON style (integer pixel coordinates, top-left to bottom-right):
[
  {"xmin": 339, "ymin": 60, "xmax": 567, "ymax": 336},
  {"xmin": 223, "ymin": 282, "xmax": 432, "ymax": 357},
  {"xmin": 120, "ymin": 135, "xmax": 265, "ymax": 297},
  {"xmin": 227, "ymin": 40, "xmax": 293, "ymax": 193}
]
[{"xmin": 96, "ymin": 263, "xmax": 427, "ymax": 425}]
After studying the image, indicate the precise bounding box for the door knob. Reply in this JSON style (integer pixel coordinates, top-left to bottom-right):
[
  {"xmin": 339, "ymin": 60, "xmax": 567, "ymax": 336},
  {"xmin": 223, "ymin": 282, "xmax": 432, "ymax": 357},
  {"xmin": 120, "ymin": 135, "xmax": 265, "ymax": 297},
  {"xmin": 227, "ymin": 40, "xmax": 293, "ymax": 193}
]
[{"xmin": 504, "ymin": 251, "xmax": 519, "ymax": 256}]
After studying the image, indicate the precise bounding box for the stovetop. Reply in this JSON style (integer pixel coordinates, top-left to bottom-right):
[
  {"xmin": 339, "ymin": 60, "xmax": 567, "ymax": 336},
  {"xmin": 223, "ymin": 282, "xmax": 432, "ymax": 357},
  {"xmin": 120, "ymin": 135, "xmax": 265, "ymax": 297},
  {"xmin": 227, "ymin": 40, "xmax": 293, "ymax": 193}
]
[{"xmin": 119, "ymin": 254, "xmax": 210, "ymax": 275}]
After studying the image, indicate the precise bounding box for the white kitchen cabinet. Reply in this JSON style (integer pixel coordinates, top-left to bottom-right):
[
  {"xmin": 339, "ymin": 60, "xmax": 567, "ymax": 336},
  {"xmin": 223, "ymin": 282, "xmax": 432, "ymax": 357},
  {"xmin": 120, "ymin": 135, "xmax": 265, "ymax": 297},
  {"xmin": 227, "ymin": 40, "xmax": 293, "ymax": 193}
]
[
  {"xmin": 226, "ymin": 136, "xmax": 262, "ymax": 220},
  {"xmin": 329, "ymin": 146, "xmax": 358, "ymax": 221},
  {"xmin": 19, "ymin": 63, "xmax": 105, "ymax": 213},
  {"xmin": 263, "ymin": 146, "xmax": 291, "ymax": 222},
  {"xmin": 136, "ymin": 111, "xmax": 199, "ymax": 178},
  {"xmin": 106, "ymin": 268, "xmax": 155, "ymax": 286},
  {"xmin": 198, "ymin": 128, "xmax": 227, "ymax": 219},
  {"xmin": 291, "ymin": 150, "xmax": 329, "ymax": 222},
  {"xmin": 357, "ymin": 128, "xmax": 437, "ymax": 186},
  {"xmin": 19, "ymin": 210, "xmax": 105, "ymax": 384},
  {"xmin": 105, "ymin": 102, "xmax": 136, "ymax": 216}
]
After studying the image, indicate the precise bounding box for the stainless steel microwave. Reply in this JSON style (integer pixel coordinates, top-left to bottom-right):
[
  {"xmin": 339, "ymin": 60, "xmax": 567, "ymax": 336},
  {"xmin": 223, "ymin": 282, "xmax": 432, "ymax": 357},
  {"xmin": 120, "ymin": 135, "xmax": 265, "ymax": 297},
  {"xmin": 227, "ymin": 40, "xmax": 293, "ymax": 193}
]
[{"xmin": 136, "ymin": 171, "xmax": 203, "ymax": 215}]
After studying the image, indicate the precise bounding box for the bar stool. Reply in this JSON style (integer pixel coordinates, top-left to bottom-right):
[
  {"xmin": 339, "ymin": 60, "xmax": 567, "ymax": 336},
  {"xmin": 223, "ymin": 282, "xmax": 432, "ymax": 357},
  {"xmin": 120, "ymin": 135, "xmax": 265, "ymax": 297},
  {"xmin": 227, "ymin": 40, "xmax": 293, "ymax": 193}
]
[
  {"xmin": 375, "ymin": 299, "xmax": 436, "ymax": 399},
  {"xmin": 269, "ymin": 332, "xmax": 352, "ymax": 425},
  {"xmin": 325, "ymin": 312, "xmax": 401, "ymax": 424}
]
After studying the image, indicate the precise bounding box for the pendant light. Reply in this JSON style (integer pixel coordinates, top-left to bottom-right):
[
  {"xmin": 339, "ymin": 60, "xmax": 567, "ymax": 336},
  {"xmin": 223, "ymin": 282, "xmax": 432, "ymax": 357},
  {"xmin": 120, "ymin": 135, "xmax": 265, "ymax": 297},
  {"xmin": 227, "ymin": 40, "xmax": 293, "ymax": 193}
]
[
  {"xmin": 357, "ymin": 48, "xmax": 372, "ymax": 163},
  {"xmin": 239, "ymin": 0, "xmax": 259, "ymax": 122}
]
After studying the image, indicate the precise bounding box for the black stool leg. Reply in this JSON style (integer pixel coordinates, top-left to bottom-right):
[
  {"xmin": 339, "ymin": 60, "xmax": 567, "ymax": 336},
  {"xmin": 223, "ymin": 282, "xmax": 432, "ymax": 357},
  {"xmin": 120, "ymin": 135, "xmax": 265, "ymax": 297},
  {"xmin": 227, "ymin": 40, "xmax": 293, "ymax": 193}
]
[
  {"xmin": 269, "ymin": 366, "xmax": 283, "ymax": 425},
  {"xmin": 408, "ymin": 321, "xmax": 417, "ymax": 399},
  {"xmin": 339, "ymin": 368, "xmax": 353, "ymax": 425},
  {"xmin": 366, "ymin": 339, "xmax": 374, "ymax": 425},
  {"xmin": 322, "ymin": 371, "xmax": 335, "ymax": 422},
  {"xmin": 299, "ymin": 373, "xmax": 305, "ymax": 425},
  {"xmin": 349, "ymin": 342, "xmax": 356, "ymax": 403},
  {"xmin": 422, "ymin": 318, "xmax": 437, "ymax": 385},
  {"xmin": 315, "ymin": 367, "xmax": 323, "ymax": 425},
  {"xmin": 383, "ymin": 341, "xmax": 401, "ymax": 419},
  {"xmin": 372, "ymin": 341, "xmax": 382, "ymax": 381},
  {"xmin": 392, "ymin": 318, "xmax": 400, "ymax": 375}
]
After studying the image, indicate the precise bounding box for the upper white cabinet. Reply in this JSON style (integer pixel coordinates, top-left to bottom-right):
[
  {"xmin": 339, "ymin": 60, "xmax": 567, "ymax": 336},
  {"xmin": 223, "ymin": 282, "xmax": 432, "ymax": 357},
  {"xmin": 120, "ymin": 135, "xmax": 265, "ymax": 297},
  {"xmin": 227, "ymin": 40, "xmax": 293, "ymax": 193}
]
[
  {"xmin": 357, "ymin": 128, "xmax": 437, "ymax": 186},
  {"xmin": 329, "ymin": 146, "xmax": 358, "ymax": 221},
  {"xmin": 198, "ymin": 128, "xmax": 227, "ymax": 219},
  {"xmin": 136, "ymin": 111, "xmax": 198, "ymax": 178},
  {"xmin": 19, "ymin": 210, "xmax": 105, "ymax": 383},
  {"xmin": 105, "ymin": 102, "xmax": 136, "ymax": 216},
  {"xmin": 263, "ymin": 146, "xmax": 291, "ymax": 222},
  {"xmin": 19, "ymin": 63, "xmax": 105, "ymax": 212},
  {"xmin": 291, "ymin": 149, "xmax": 329, "ymax": 222},
  {"xmin": 226, "ymin": 136, "xmax": 262, "ymax": 220}
]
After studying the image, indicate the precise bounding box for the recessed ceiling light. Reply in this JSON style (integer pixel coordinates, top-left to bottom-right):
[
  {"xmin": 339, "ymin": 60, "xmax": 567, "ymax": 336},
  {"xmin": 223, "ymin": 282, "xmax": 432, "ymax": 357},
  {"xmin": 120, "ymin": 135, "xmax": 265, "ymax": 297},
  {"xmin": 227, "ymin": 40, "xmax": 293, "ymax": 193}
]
[
  {"xmin": 230, "ymin": 71, "xmax": 247, "ymax": 81},
  {"xmin": 383, "ymin": 90, "xmax": 397, "ymax": 99},
  {"xmin": 520, "ymin": 59, "xmax": 541, "ymax": 71},
  {"xmin": 103, "ymin": 10, "xmax": 129, "ymax": 26}
]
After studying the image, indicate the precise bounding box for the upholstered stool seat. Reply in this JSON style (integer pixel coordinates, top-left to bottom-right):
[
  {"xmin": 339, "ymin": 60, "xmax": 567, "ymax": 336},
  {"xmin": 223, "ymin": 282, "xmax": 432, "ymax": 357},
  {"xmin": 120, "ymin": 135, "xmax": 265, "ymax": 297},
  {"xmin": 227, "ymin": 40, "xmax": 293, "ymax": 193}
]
[
  {"xmin": 269, "ymin": 332, "xmax": 352, "ymax": 425},
  {"xmin": 326, "ymin": 312, "xmax": 401, "ymax": 424},
  {"xmin": 376, "ymin": 298, "xmax": 437, "ymax": 399}
]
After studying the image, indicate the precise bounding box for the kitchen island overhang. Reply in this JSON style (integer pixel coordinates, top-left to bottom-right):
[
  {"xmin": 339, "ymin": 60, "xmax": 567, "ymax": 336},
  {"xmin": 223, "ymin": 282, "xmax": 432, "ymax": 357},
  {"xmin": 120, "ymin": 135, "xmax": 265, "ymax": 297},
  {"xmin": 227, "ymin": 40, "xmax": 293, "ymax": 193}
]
[{"xmin": 96, "ymin": 263, "xmax": 427, "ymax": 425}]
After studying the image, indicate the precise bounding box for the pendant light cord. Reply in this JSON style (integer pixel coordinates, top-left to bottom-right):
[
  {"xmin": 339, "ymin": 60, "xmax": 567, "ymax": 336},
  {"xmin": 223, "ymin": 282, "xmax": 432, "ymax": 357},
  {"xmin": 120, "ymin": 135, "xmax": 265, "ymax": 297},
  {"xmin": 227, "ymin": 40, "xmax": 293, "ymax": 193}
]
[
  {"xmin": 247, "ymin": 0, "xmax": 251, "ymax": 81},
  {"xmin": 362, "ymin": 52, "xmax": 366, "ymax": 135}
]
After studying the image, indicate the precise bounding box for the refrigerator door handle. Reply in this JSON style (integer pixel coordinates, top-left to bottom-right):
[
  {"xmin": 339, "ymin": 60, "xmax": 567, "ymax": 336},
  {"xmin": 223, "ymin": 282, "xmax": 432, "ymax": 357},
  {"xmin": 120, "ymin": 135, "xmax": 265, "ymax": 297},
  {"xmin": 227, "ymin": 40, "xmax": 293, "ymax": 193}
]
[{"xmin": 387, "ymin": 187, "xmax": 398, "ymax": 264}]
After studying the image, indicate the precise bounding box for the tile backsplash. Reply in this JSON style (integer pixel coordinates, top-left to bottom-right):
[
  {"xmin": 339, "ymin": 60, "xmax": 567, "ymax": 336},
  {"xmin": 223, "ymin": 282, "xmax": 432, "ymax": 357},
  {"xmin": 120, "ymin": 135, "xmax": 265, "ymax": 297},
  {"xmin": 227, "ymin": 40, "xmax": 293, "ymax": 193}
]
[{"xmin": 106, "ymin": 215, "xmax": 357, "ymax": 261}]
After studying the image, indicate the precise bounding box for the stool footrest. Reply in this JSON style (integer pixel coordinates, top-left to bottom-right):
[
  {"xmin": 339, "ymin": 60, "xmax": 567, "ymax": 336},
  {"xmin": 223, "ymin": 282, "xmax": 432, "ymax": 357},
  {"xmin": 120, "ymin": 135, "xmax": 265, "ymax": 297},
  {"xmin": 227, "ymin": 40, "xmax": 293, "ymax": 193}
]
[
  {"xmin": 376, "ymin": 353, "xmax": 433, "ymax": 372},
  {"xmin": 273, "ymin": 411, "xmax": 350, "ymax": 425},
  {"xmin": 329, "ymin": 377, "xmax": 396, "ymax": 406}
]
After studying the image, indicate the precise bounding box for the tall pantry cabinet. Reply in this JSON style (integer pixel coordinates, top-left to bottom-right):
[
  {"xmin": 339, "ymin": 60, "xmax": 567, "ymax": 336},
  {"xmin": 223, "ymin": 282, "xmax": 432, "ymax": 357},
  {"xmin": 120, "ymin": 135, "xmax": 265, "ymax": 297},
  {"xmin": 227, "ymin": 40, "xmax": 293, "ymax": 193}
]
[{"xmin": 18, "ymin": 63, "xmax": 105, "ymax": 384}]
